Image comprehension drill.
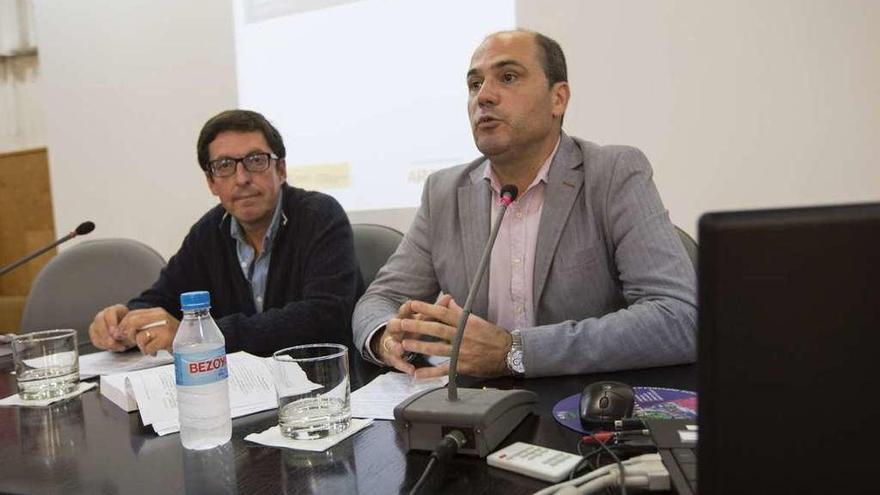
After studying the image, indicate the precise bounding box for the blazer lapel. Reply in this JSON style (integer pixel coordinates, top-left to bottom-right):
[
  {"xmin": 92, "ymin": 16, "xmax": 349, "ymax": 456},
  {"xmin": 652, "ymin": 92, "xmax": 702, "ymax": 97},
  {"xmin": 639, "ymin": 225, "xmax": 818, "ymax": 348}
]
[
  {"xmin": 534, "ymin": 134, "xmax": 584, "ymax": 305},
  {"xmin": 458, "ymin": 164, "xmax": 491, "ymax": 316}
]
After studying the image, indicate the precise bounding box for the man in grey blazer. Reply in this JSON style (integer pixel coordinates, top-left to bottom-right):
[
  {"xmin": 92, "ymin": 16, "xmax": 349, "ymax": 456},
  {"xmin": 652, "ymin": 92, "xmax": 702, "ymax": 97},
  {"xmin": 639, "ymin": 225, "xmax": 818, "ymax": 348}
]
[{"xmin": 352, "ymin": 30, "xmax": 696, "ymax": 378}]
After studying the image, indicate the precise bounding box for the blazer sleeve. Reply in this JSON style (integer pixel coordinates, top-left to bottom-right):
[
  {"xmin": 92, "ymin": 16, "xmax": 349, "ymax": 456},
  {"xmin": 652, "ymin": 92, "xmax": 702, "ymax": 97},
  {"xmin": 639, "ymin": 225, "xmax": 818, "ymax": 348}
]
[
  {"xmin": 351, "ymin": 178, "xmax": 441, "ymax": 358},
  {"xmin": 521, "ymin": 147, "xmax": 697, "ymax": 376}
]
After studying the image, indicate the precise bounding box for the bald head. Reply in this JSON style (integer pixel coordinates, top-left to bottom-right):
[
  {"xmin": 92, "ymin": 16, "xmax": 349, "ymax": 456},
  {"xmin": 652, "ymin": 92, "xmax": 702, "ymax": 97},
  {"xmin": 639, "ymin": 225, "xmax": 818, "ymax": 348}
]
[{"xmin": 479, "ymin": 30, "xmax": 568, "ymax": 88}]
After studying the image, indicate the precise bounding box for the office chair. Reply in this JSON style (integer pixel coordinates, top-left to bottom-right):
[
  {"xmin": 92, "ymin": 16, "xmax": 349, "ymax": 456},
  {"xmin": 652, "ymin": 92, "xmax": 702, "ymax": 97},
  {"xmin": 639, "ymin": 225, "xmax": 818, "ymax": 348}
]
[
  {"xmin": 675, "ymin": 225, "xmax": 698, "ymax": 268},
  {"xmin": 351, "ymin": 223, "xmax": 404, "ymax": 287},
  {"xmin": 20, "ymin": 238, "xmax": 166, "ymax": 343}
]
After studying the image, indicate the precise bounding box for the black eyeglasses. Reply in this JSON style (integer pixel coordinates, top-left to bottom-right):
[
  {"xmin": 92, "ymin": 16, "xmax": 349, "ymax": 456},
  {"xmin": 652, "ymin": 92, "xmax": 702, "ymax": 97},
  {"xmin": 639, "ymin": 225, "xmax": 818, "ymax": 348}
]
[{"xmin": 208, "ymin": 152, "xmax": 277, "ymax": 178}]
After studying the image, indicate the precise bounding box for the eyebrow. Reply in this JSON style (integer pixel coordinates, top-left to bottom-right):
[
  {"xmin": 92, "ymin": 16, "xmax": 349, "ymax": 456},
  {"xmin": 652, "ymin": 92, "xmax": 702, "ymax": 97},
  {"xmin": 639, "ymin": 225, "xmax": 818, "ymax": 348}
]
[
  {"xmin": 211, "ymin": 149, "xmax": 270, "ymax": 161},
  {"xmin": 467, "ymin": 59, "xmax": 528, "ymax": 79}
]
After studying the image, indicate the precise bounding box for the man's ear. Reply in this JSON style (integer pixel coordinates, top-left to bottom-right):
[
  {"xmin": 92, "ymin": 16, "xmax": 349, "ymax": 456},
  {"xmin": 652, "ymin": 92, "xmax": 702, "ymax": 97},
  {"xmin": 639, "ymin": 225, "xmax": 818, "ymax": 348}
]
[
  {"xmin": 551, "ymin": 81, "xmax": 570, "ymax": 119},
  {"xmin": 276, "ymin": 158, "xmax": 287, "ymax": 180},
  {"xmin": 205, "ymin": 171, "xmax": 219, "ymax": 196}
]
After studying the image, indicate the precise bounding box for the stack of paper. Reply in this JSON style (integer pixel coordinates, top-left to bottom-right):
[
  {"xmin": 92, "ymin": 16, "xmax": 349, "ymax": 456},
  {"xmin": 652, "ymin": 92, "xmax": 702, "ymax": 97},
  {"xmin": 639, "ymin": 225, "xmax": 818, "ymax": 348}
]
[
  {"xmin": 100, "ymin": 351, "xmax": 288, "ymax": 435},
  {"xmin": 79, "ymin": 350, "xmax": 174, "ymax": 380},
  {"xmin": 351, "ymin": 372, "xmax": 448, "ymax": 420}
]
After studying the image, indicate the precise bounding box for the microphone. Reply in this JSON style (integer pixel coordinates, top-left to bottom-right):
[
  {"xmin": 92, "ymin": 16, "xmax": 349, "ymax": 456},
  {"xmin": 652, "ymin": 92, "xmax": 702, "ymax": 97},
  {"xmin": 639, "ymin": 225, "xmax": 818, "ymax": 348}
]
[
  {"xmin": 447, "ymin": 184, "xmax": 518, "ymax": 400},
  {"xmin": 394, "ymin": 185, "xmax": 538, "ymax": 458},
  {"xmin": 0, "ymin": 221, "xmax": 96, "ymax": 276}
]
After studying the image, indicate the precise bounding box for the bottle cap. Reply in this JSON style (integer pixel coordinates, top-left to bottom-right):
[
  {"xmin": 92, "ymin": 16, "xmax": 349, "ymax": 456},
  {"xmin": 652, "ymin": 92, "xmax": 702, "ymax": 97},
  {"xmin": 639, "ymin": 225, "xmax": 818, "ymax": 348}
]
[{"xmin": 180, "ymin": 291, "xmax": 211, "ymax": 311}]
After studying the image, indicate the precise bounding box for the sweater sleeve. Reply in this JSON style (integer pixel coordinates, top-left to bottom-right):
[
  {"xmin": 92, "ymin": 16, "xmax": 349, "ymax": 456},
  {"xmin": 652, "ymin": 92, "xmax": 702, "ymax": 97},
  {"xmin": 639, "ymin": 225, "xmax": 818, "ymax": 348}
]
[
  {"xmin": 215, "ymin": 195, "xmax": 362, "ymax": 356},
  {"xmin": 127, "ymin": 222, "xmax": 209, "ymax": 319}
]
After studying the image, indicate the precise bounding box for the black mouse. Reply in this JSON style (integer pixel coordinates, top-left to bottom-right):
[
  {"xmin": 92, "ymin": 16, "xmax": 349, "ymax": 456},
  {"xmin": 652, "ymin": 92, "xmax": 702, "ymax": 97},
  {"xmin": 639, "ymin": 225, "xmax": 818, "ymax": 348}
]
[{"xmin": 579, "ymin": 381, "xmax": 635, "ymax": 429}]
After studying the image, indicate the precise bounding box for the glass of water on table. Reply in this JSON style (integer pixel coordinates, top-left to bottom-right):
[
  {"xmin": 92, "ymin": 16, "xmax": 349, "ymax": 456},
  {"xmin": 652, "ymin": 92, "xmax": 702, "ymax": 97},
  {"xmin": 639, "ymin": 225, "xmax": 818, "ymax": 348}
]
[
  {"xmin": 12, "ymin": 329, "xmax": 79, "ymax": 401},
  {"xmin": 271, "ymin": 343, "xmax": 351, "ymax": 440}
]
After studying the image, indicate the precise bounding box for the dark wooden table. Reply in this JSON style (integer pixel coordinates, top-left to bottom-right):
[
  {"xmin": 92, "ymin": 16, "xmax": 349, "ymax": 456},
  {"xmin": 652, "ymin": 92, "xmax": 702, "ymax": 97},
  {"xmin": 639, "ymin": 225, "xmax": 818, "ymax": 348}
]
[{"xmin": 0, "ymin": 348, "xmax": 694, "ymax": 495}]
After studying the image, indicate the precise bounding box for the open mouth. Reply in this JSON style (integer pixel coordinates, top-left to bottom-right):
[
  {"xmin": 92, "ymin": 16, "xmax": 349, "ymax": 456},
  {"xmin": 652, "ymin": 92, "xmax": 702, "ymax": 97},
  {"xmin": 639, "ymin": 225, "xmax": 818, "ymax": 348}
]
[{"xmin": 476, "ymin": 116, "xmax": 501, "ymax": 128}]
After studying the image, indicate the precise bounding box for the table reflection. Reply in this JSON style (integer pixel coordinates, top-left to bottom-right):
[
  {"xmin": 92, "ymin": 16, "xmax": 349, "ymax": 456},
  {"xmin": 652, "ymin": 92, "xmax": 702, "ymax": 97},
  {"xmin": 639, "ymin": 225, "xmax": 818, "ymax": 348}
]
[
  {"xmin": 281, "ymin": 441, "xmax": 358, "ymax": 494},
  {"xmin": 19, "ymin": 397, "xmax": 86, "ymax": 468},
  {"xmin": 182, "ymin": 442, "xmax": 238, "ymax": 495}
]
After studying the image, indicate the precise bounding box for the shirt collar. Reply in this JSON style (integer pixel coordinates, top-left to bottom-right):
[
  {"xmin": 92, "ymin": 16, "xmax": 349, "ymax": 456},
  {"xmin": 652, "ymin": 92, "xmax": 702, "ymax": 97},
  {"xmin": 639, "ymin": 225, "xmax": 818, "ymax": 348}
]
[
  {"xmin": 482, "ymin": 136, "xmax": 561, "ymax": 194},
  {"xmin": 229, "ymin": 190, "xmax": 285, "ymax": 250}
]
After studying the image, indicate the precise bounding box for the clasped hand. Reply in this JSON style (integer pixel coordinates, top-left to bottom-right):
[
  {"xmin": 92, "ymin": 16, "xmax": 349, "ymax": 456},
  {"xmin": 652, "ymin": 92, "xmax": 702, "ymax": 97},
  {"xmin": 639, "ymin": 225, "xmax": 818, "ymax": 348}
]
[
  {"xmin": 89, "ymin": 305, "xmax": 180, "ymax": 356},
  {"xmin": 375, "ymin": 296, "xmax": 512, "ymax": 379}
]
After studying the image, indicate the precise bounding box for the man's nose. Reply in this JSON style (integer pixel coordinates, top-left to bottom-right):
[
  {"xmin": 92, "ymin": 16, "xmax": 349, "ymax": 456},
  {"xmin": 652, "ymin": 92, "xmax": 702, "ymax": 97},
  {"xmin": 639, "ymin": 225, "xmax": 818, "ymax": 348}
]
[
  {"xmin": 476, "ymin": 79, "xmax": 499, "ymax": 107},
  {"xmin": 234, "ymin": 162, "xmax": 252, "ymax": 184}
]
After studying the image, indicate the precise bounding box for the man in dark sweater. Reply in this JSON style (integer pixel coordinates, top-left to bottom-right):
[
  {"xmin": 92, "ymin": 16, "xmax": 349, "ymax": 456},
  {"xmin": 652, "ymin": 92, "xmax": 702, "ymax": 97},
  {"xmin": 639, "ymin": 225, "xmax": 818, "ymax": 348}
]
[{"xmin": 88, "ymin": 110, "xmax": 362, "ymax": 357}]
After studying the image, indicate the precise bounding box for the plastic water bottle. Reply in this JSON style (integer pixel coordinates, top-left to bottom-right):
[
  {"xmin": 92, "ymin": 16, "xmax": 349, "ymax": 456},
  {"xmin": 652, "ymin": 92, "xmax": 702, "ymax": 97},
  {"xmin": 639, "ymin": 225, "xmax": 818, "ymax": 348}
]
[{"xmin": 173, "ymin": 291, "xmax": 232, "ymax": 450}]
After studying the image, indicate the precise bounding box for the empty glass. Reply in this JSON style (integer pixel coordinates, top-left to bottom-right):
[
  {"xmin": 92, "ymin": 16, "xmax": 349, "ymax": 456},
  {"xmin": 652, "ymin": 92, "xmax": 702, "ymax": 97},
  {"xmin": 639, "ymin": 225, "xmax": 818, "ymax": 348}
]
[
  {"xmin": 271, "ymin": 344, "xmax": 351, "ymax": 440},
  {"xmin": 12, "ymin": 329, "xmax": 79, "ymax": 401}
]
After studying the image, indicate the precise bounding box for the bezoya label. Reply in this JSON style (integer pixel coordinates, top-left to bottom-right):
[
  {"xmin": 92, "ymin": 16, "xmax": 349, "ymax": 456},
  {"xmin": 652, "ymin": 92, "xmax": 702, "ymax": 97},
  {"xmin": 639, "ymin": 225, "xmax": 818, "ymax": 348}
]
[{"xmin": 174, "ymin": 347, "xmax": 229, "ymax": 386}]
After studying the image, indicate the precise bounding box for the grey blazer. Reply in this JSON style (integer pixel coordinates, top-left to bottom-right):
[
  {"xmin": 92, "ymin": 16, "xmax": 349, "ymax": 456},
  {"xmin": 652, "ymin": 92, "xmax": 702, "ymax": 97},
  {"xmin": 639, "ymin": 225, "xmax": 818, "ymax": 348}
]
[{"xmin": 352, "ymin": 133, "xmax": 697, "ymax": 376}]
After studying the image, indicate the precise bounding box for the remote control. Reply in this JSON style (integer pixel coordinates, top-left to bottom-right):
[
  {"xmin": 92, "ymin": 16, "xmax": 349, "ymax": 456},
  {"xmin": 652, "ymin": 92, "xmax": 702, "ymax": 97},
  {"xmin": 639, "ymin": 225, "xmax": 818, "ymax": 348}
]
[{"xmin": 487, "ymin": 442, "xmax": 583, "ymax": 483}]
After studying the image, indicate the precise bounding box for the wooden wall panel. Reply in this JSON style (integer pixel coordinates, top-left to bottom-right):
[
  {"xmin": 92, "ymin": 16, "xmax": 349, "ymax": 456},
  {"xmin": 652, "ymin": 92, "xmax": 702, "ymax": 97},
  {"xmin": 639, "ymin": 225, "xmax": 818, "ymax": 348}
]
[{"xmin": 0, "ymin": 148, "xmax": 55, "ymax": 331}]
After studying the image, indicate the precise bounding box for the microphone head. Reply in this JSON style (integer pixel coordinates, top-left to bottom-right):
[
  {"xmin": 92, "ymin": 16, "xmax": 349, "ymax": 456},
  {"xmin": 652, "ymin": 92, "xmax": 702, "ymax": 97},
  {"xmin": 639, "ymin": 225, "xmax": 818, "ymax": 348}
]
[
  {"xmin": 500, "ymin": 184, "xmax": 519, "ymax": 205},
  {"xmin": 75, "ymin": 221, "xmax": 95, "ymax": 236}
]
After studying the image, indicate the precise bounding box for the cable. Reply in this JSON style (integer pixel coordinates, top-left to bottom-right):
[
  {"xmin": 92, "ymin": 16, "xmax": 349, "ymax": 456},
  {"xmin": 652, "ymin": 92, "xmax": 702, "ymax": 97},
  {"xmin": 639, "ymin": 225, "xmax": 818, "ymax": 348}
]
[
  {"xmin": 408, "ymin": 456, "xmax": 438, "ymax": 495},
  {"xmin": 591, "ymin": 434, "xmax": 626, "ymax": 495},
  {"xmin": 534, "ymin": 454, "xmax": 668, "ymax": 495},
  {"xmin": 407, "ymin": 430, "xmax": 467, "ymax": 495}
]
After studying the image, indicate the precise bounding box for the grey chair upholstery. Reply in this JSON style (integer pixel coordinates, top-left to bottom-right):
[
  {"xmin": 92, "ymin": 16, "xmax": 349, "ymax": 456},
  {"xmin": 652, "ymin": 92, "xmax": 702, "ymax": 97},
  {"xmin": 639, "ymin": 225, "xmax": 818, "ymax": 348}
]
[
  {"xmin": 351, "ymin": 223, "xmax": 404, "ymax": 288},
  {"xmin": 20, "ymin": 238, "xmax": 166, "ymax": 342},
  {"xmin": 674, "ymin": 225, "xmax": 698, "ymax": 268}
]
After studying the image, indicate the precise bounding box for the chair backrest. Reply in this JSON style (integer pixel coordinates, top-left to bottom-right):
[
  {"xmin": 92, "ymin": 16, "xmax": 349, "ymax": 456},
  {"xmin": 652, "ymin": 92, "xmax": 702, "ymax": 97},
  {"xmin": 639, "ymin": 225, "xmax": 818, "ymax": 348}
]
[
  {"xmin": 351, "ymin": 223, "xmax": 404, "ymax": 288},
  {"xmin": 20, "ymin": 238, "xmax": 166, "ymax": 342},
  {"xmin": 675, "ymin": 225, "xmax": 698, "ymax": 268}
]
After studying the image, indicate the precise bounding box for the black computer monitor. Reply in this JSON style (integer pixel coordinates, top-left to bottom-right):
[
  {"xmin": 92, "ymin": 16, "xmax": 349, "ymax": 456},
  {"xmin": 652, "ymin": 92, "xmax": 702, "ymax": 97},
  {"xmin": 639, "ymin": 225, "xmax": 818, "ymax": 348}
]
[{"xmin": 697, "ymin": 202, "xmax": 880, "ymax": 494}]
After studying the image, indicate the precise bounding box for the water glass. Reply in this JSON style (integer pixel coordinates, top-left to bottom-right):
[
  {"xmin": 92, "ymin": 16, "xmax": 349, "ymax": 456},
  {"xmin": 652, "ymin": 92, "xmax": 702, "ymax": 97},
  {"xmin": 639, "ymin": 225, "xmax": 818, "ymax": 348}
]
[
  {"xmin": 12, "ymin": 329, "xmax": 79, "ymax": 401},
  {"xmin": 272, "ymin": 343, "xmax": 351, "ymax": 440}
]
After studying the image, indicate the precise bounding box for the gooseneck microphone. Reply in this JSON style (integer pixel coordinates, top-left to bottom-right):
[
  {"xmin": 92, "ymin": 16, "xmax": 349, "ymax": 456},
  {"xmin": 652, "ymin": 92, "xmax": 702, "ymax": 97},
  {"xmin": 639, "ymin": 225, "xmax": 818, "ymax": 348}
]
[
  {"xmin": 0, "ymin": 221, "xmax": 95, "ymax": 276},
  {"xmin": 394, "ymin": 185, "xmax": 539, "ymax": 459},
  {"xmin": 447, "ymin": 184, "xmax": 518, "ymax": 401}
]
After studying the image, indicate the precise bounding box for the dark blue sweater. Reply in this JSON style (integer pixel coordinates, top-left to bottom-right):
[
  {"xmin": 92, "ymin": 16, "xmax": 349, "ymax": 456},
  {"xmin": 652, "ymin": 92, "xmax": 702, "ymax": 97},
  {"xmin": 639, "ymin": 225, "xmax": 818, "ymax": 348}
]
[{"xmin": 128, "ymin": 183, "xmax": 363, "ymax": 356}]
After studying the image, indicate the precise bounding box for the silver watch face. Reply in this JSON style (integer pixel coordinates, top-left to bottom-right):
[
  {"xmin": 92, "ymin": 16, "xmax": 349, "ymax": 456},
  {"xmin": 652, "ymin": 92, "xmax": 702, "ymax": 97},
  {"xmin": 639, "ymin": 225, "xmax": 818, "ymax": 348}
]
[{"xmin": 507, "ymin": 349, "xmax": 525, "ymax": 374}]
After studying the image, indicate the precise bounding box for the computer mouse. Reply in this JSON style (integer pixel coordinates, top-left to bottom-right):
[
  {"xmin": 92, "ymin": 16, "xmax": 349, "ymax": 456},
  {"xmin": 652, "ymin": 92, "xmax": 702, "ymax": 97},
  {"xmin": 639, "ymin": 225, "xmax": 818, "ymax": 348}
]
[{"xmin": 579, "ymin": 381, "xmax": 635, "ymax": 429}]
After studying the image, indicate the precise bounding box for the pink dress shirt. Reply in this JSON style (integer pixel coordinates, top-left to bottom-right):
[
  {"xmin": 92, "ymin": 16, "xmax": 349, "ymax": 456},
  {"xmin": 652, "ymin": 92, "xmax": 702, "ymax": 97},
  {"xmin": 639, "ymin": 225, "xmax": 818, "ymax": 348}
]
[{"xmin": 483, "ymin": 139, "xmax": 560, "ymax": 332}]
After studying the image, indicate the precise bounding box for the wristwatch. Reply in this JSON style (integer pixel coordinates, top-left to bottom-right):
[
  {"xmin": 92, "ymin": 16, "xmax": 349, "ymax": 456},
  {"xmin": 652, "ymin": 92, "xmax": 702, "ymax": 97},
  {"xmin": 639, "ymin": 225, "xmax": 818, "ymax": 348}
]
[{"xmin": 506, "ymin": 329, "xmax": 525, "ymax": 377}]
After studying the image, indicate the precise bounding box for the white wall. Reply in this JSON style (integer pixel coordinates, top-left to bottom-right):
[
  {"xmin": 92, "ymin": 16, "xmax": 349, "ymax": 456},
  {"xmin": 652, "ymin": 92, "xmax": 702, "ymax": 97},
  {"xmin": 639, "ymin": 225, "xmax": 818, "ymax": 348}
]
[
  {"xmin": 0, "ymin": 54, "xmax": 44, "ymax": 153},
  {"xmin": 518, "ymin": 0, "xmax": 880, "ymax": 235},
  {"xmin": 34, "ymin": 0, "xmax": 238, "ymax": 258},
  {"xmin": 34, "ymin": 0, "xmax": 880, "ymax": 259}
]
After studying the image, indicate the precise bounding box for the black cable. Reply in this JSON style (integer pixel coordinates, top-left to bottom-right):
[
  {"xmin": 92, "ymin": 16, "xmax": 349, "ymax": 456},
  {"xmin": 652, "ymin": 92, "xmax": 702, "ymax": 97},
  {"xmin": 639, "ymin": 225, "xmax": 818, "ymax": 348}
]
[
  {"xmin": 408, "ymin": 431, "xmax": 466, "ymax": 495},
  {"xmin": 408, "ymin": 456, "xmax": 438, "ymax": 495},
  {"xmin": 570, "ymin": 439, "xmax": 605, "ymax": 480},
  {"xmin": 593, "ymin": 435, "xmax": 627, "ymax": 495}
]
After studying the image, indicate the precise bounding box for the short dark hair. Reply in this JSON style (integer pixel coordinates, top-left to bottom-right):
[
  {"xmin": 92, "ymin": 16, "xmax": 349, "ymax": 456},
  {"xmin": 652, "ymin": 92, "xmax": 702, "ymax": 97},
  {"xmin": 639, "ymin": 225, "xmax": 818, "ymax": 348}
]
[
  {"xmin": 196, "ymin": 109, "xmax": 286, "ymax": 172},
  {"xmin": 531, "ymin": 31, "xmax": 568, "ymax": 87}
]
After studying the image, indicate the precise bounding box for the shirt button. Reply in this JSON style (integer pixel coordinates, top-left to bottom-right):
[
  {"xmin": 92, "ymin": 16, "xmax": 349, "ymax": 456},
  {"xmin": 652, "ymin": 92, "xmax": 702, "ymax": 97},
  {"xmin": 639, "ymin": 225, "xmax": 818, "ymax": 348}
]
[
  {"xmin": 513, "ymin": 258, "xmax": 521, "ymax": 264},
  {"xmin": 516, "ymin": 212, "xmax": 524, "ymax": 218},
  {"xmin": 241, "ymin": 262, "xmax": 247, "ymax": 267},
  {"xmin": 257, "ymin": 296, "xmax": 263, "ymax": 302}
]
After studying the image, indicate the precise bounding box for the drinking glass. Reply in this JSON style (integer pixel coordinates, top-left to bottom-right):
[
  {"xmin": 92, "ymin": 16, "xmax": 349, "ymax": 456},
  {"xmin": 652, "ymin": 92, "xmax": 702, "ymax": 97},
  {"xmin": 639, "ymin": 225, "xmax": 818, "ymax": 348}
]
[
  {"xmin": 12, "ymin": 329, "xmax": 79, "ymax": 401},
  {"xmin": 272, "ymin": 343, "xmax": 351, "ymax": 440}
]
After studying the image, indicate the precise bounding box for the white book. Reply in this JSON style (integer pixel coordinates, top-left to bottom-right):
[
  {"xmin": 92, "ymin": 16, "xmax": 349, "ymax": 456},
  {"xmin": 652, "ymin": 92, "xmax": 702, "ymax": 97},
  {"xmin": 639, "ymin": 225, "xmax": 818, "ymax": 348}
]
[
  {"xmin": 80, "ymin": 350, "xmax": 174, "ymax": 380},
  {"xmin": 100, "ymin": 373, "xmax": 139, "ymax": 412},
  {"xmin": 98, "ymin": 351, "xmax": 310, "ymax": 435}
]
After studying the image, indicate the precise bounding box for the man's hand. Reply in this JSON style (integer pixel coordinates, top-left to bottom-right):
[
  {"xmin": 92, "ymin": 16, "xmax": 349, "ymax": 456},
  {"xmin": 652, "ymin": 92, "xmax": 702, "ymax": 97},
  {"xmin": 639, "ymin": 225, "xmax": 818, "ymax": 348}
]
[
  {"xmin": 117, "ymin": 308, "xmax": 180, "ymax": 356},
  {"xmin": 89, "ymin": 304, "xmax": 132, "ymax": 352},
  {"xmin": 400, "ymin": 298, "xmax": 512, "ymax": 379},
  {"xmin": 371, "ymin": 295, "xmax": 452, "ymax": 374}
]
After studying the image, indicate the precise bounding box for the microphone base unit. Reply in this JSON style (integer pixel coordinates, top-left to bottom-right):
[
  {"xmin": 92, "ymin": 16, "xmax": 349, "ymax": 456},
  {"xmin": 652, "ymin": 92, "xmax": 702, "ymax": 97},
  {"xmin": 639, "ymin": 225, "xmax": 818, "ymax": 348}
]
[{"xmin": 394, "ymin": 387, "xmax": 538, "ymax": 457}]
